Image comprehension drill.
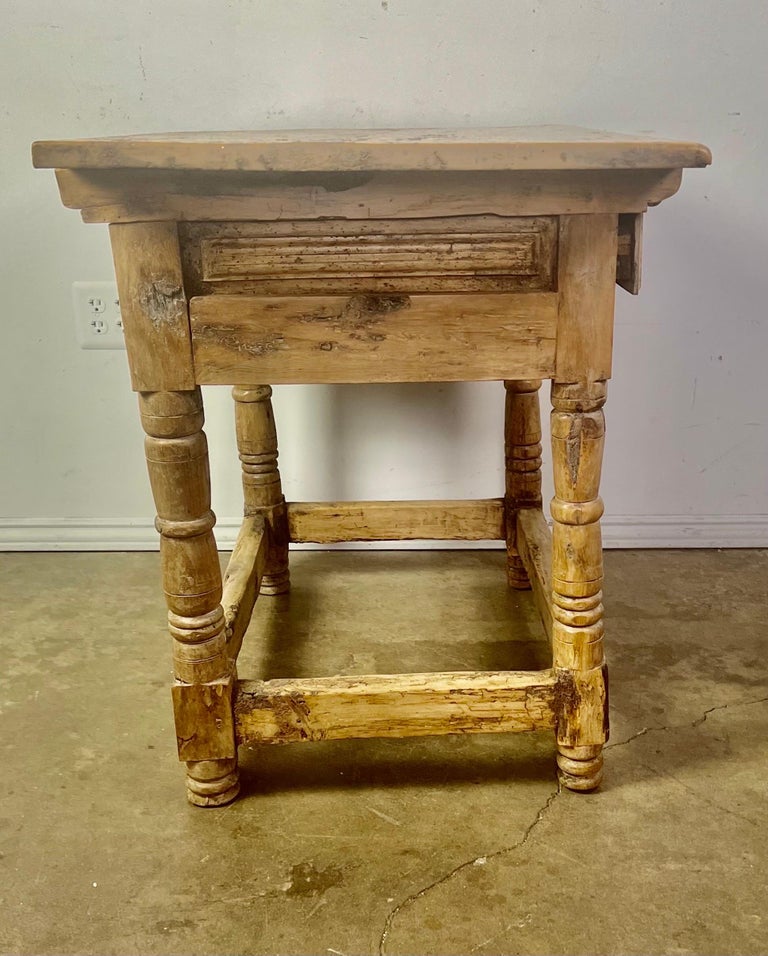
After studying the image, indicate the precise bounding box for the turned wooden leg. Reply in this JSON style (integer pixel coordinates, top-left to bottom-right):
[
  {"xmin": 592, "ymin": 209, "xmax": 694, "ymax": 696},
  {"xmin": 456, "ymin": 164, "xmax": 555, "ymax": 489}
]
[
  {"xmin": 232, "ymin": 385, "xmax": 290, "ymax": 595},
  {"xmin": 504, "ymin": 379, "xmax": 543, "ymax": 589},
  {"xmin": 550, "ymin": 381, "xmax": 609, "ymax": 791},
  {"xmin": 140, "ymin": 389, "xmax": 239, "ymax": 807}
]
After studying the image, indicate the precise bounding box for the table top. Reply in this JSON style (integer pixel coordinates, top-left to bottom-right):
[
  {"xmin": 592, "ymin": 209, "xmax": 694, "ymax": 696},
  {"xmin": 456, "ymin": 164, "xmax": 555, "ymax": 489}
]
[{"xmin": 32, "ymin": 126, "xmax": 710, "ymax": 173}]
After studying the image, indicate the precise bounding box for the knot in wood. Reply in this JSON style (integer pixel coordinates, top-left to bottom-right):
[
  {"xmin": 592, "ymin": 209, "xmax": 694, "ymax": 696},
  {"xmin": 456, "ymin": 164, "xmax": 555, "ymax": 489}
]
[{"xmin": 345, "ymin": 294, "xmax": 411, "ymax": 317}]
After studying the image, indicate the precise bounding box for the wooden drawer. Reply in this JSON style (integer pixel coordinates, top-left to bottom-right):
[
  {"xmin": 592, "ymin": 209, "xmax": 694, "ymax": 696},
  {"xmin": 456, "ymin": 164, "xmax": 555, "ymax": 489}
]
[
  {"xmin": 184, "ymin": 215, "xmax": 559, "ymax": 385},
  {"xmin": 190, "ymin": 291, "xmax": 557, "ymax": 385},
  {"xmin": 179, "ymin": 215, "xmax": 557, "ymax": 296}
]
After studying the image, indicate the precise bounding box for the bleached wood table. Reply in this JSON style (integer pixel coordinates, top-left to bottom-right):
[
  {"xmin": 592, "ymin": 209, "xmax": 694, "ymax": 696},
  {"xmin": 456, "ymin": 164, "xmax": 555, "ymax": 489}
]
[{"xmin": 33, "ymin": 128, "xmax": 710, "ymax": 805}]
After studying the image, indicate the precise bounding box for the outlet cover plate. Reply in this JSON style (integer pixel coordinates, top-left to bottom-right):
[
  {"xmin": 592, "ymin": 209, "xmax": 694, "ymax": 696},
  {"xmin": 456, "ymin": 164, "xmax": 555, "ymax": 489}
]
[{"xmin": 73, "ymin": 281, "xmax": 125, "ymax": 350}]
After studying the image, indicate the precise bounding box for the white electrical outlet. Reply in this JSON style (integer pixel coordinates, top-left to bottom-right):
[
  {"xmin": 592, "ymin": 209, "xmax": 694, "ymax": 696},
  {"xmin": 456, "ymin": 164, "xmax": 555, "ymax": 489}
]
[{"xmin": 72, "ymin": 281, "xmax": 125, "ymax": 349}]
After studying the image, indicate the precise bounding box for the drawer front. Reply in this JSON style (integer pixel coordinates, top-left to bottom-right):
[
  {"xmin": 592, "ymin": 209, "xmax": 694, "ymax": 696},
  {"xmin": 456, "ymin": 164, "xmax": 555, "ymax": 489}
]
[
  {"xmin": 190, "ymin": 292, "xmax": 557, "ymax": 385},
  {"xmin": 180, "ymin": 216, "xmax": 557, "ymax": 296}
]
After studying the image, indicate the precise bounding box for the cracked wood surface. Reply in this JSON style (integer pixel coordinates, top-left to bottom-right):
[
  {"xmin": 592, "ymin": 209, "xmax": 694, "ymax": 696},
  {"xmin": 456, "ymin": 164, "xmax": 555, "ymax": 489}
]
[
  {"xmin": 221, "ymin": 515, "xmax": 268, "ymax": 661},
  {"xmin": 109, "ymin": 221, "xmax": 194, "ymax": 391},
  {"xmin": 171, "ymin": 676, "xmax": 237, "ymax": 763},
  {"xmin": 53, "ymin": 167, "xmax": 688, "ymax": 223},
  {"xmin": 199, "ymin": 224, "xmax": 554, "ymax": 291},
  {"xmin": 179, "ymin": 215, "xmax": 557, "ymax": 295},
  {"xmin": 234, "ymin": 671, "xmax": 559, "ymax": 744},
  {"xmin": 190, "ymin": 292, "xmax": 558, "ymax": 385}
]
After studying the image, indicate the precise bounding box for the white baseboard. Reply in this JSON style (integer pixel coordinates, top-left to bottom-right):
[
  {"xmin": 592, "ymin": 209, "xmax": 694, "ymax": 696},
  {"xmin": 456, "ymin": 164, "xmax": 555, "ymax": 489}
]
[{"xmin": 0, "ymin": 514, "xmax": 766, "ymax": 551}]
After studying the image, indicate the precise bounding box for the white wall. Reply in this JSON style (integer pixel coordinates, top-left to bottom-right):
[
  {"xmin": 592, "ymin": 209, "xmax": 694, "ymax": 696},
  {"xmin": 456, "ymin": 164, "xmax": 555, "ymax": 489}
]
[{"xmin": 1, "ymin": 0, "xmax": 766, "ymax": 549}]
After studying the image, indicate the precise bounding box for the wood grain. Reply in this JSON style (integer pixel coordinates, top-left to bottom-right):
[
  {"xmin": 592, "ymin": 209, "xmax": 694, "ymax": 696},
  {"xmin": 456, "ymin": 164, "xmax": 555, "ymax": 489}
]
[
  {"xmin": 550, "ymin": 381, "xmax": 609, "ymax": 791},
  {"xmin": 138, "ymin": 389, "xmax": 240, "ymax": 806},
  {"xmin": 503, "ymin": 380, "xmax": 543, "ymax": 588},
  {"xmin": 109, "ymin": 221, "xmax": 193, "ymax": 392},
  {"xmin": 515, "ymin": 508, "xmax": 554, "ymax": 640},
  {"xmin": 182, "ymin": 215, "xmax": 556, "ymax": 295},
  {"xmin": 287, "ymin": 499, "xmax": 505, "ymax": 543},
  {"xmin": 616, "ymin": 212, "xmax": 643, "ymax": 295},
  {"xmin": 32, "ymin": 126, "xmax": 711, "ymax": 172},
  {"xmin": 202, "ymin": 233, "xmax": 545, "ymax": 279},
  {"xmin": 232, "ymin": 385, "xmax": 290, "ymax": 594},
  {"xmin": 191, "ymin": 292, "xmax": 558, "ymax": 385},
  {"xmin": 171, "ymin": 677, "xmax": 236, "ymax": 763},
  {"xmin": 234, "ymin": 669, "xmax": 559, "ymax": 744},
  {"xmin": 35, "ymin": 124, "xmax": 710, "ymax": 806},
  {"xmin": 55, "ymin": 167, "xmax": 686, "ymax": 223},
  {"xmin": 555, "ymin": 215, "xmax": 618, "ymax": 384},
  {"xmin": 221, "ymin": 516, "xmax": 268, "ymax": 662}
]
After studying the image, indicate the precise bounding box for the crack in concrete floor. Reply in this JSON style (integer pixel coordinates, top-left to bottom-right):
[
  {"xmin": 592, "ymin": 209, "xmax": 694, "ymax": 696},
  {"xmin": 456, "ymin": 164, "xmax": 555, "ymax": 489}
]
[
  {"xmin": 378, "ymin": 786, "xmax": 562, "ymax": 955},
  {"xmin": 2, "ymin": 549, "xmax": 766, "ymax": 955},
  {"xmin": 377, "ymin": 693, "xmax": 768, "ymax": 955},
  {"xmin": 606, "ymin": 694, "xmax": 768, "ymax": 749}
]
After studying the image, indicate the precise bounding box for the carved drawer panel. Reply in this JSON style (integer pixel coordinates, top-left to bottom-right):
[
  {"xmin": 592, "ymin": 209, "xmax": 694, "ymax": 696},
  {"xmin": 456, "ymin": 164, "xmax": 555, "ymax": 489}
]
[
  {"xmin": 179, "ymin": 216, "xmax": 557, "ymax": 296},
  {"xmin": 202, "ymin": 230, "xmax": 543, "ymax": 280}
]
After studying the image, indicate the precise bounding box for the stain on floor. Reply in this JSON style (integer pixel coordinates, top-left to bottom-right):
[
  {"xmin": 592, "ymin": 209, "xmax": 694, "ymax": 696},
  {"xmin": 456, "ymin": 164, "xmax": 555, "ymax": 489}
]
[{"xmin": 0, "ymin": 549, "xmax": 766, "ymax": 955}]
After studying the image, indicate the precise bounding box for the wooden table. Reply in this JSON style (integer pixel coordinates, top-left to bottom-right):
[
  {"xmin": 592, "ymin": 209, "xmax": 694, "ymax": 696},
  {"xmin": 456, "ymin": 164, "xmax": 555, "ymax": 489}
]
[{"xmin": 33, "ymin": 127, "xmax": 710, "ymax": 806}]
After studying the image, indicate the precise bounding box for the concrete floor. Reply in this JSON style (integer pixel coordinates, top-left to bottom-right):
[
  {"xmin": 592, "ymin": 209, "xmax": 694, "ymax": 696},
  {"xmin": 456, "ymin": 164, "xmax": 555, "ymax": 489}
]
[{"xmin": 1, "ymin": 548, "xmax": 767, "ymax": 955}]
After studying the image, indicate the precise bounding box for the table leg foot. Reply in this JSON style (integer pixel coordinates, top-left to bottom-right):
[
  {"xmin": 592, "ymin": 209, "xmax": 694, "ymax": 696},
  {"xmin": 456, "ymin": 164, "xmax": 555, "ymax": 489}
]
[
  {"xmin": 186, "ymin": 758, "xmax": 240, "ymax": 807},
  {"xmin": 506, "ymin": 556, "xmax": 532, "ymax": 590},
  {"xmin": 260, "ymin": 567, "xmax": 291, "ymax": 595},
  {"xmin": 557, "ymin": 747, "xmax": 603, "ymax": 792}
]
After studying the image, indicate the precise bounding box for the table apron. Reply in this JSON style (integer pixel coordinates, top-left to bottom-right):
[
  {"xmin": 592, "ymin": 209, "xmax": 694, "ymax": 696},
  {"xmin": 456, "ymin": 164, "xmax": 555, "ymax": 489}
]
[{"xmin": 189, "ymin": 291, "xmax": 558, "ymax": 385}]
